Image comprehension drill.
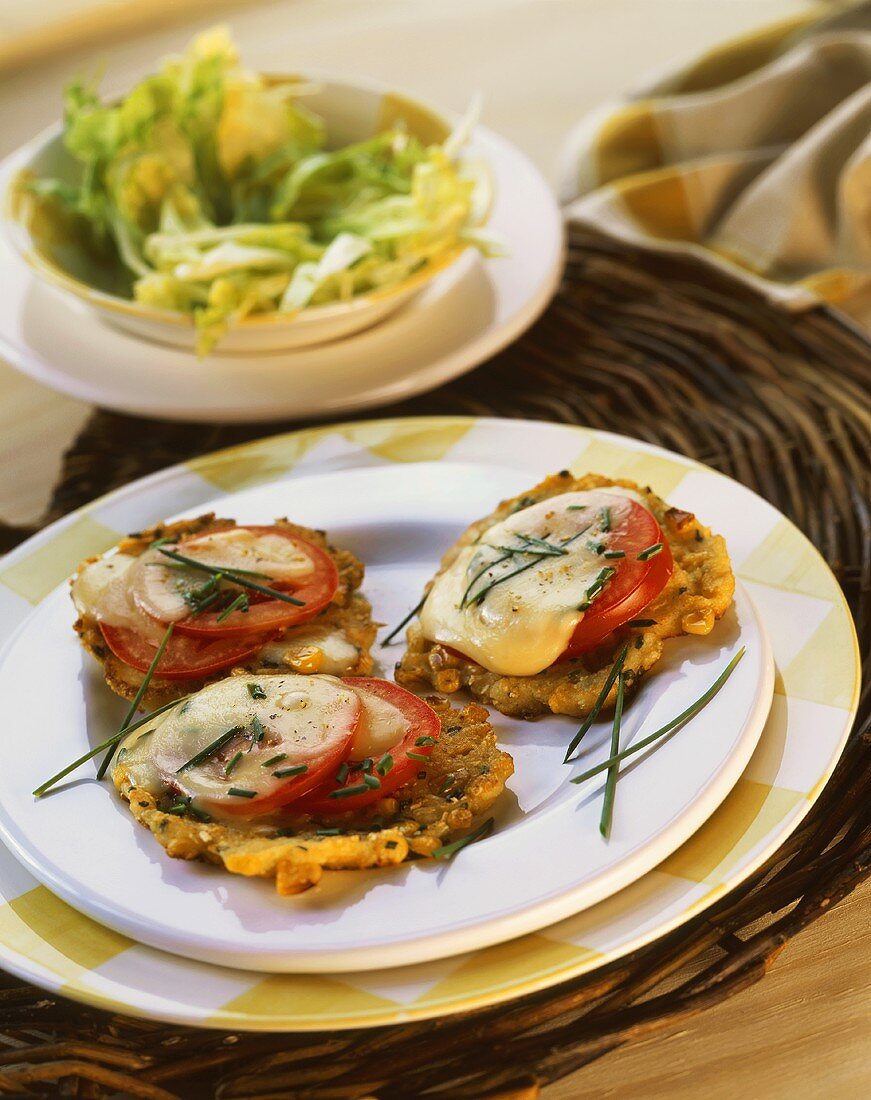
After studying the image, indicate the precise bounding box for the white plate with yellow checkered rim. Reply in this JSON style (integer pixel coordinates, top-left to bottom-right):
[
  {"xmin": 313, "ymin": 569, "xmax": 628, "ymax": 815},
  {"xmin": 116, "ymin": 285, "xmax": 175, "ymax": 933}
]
[
  {"xmin": 0, "ymin": 442, "xmax": 772, "ymax": 972},
  {"xmin": 0, "ymin": 417, "xmax": 859, "ymax": 1029}
]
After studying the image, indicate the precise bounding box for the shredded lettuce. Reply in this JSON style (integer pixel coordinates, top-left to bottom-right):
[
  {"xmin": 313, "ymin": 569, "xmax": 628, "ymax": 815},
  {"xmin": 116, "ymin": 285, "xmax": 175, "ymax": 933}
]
[{"xmin": 30, "ymin": 26, "xmax": 494, "ymax": 354}]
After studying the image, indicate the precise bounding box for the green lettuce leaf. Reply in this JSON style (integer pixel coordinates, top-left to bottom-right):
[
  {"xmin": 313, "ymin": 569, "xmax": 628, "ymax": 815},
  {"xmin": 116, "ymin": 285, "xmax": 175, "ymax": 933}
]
[{"xmin": 31, "ymin": 26, "xmax": 497, "ymax": 354}]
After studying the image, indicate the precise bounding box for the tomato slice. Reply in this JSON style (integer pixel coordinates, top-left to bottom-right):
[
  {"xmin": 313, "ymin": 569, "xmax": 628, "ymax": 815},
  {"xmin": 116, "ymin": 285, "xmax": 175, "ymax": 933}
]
[
  {"xmin": 143, "ymin": 527, "xmax": 339, "ymax": 639},
  {"xmin": 100, "ymin": 621, "xmax": 268, "ymax": 680},
  {"xmin": 295, "ymin": 678, "xmax": 441, "ymax": 814},
  {"xmin": 209, "ymin": 681, "xmax": 362, "ymax": 818},
  {"xmin": 217, "ymin": 729, "xmax": 352, "ymax": 817},
  {"xmin": 558, "ymin": 497, "xmax": 674, "ymax": 659},
  {"xmin": 142, "ymin": 675, "xmax": 361, "ymax": 818}
]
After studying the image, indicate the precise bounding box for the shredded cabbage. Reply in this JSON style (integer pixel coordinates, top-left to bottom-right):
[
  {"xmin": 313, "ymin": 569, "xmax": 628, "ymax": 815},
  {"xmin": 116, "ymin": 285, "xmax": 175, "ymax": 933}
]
[{"xmin": 30, "ymin": 26, "xmax": 494, "ymax": 354}]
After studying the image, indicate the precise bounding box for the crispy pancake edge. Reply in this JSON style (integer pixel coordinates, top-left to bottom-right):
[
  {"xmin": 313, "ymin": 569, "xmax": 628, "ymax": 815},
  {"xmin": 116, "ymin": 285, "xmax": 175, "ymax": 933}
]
[{"xmin": 113, "ymin": 697, "xmax": 514, "ymax": 895}]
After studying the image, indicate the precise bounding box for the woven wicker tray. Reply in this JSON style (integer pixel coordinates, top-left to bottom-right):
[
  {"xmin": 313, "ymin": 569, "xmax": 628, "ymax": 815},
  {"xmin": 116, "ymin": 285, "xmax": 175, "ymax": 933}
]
[{"xmin": 0, "ymin": 228, "xmax": 868, "ymax": 1099}]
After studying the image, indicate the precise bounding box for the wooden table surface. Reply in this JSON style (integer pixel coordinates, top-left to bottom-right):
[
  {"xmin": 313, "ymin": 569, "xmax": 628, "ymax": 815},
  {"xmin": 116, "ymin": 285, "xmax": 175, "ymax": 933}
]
[{"xmin": 0, "ymin": 3, "xmax": 867, "ymax": 1096}]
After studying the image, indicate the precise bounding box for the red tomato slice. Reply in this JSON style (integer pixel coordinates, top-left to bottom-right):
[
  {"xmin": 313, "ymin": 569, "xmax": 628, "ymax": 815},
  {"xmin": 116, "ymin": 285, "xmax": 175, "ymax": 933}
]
[
  {"xmin": 99, "ymin": 622, "xmax": 268, "ymax": 680},
  {"xmin": 558, "ymin": 497, "xmax": 674, "ymax": 659},
  {"xmin": 295, "ymin": 678, "xmax": 441, "ymax": 814},
  {"xmin": 155, "ymin": 527, "xmax": 339, "ymax": 638},
  {"xmin": 216, "ymin": 695, "xmax": 361, "ymax": 819}
]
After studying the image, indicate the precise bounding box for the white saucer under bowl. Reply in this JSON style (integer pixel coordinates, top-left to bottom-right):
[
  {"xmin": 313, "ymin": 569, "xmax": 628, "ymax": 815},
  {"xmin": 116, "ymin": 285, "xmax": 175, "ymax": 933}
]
[{"xmin": 0, "ymin": 126, "xmax": 563, "ymax": 422}]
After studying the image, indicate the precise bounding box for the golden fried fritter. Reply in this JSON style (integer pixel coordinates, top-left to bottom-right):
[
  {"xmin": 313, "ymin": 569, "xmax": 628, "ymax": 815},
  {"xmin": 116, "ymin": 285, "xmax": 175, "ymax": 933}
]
[
  {"xmin": 112, "ymin": 698, "xmax": 513, "ymax": 895},
  {"xmin": 396, "ymin": 472, "xmax": 735, "ymax": 719},
  {"xmin": 74, "ymin": 514, "xmax": 377, "ymax": 710}
]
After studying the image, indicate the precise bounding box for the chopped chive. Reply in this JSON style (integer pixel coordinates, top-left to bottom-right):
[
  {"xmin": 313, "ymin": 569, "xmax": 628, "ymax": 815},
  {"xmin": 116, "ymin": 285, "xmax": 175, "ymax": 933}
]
[
  {"xmin": 273, "ymin": 764, "xmax": 308, "ymax": 778},
  {"xmin": 96, "ymin": 622, "xmax": 176, "ymax": 781},
  {"xmin": 586, "ymin": 540, "xmax": 605, "ymax": 555},
  {"xmin": 316, "ymin": 828, "xmax": 341, "ymax": 836},
  {"xmin": 591, "ymin": 566, "xmax": 616, "ymax": 592},
  {"xmin": 572, "ymin": 648, "xmax": 746, "ymax": 786},
  {"xmin": 187, "ymin": 589, "xmax": 222, "ymax": 615},
  {"xmin": 329, "ymin": 783, "xmax": 370, "ymax": 799},
  {"xmin": 148, "ymin": 536, "xmax": 178, "ymax": 550},
  {"xmin": 637, "ymin": 542, "xmax": 663, "ymax": 561},
  {"xmin": 228, "ymin": 788, "xmax": 257, "ymax": 799},
  {"xmin": 247, "ymin": 683, "xmax": 267, "ymax": 700},
  {"xmin": 250, "ymin": 715, "xmax": 265, "ymax": 744},
  {"xmin": 563, "ymin": 643, "xmax": 630, "ymax": 763},
  {"xmin": 216, "ymin": 591, "xmax": 249, "ymax": 623},
  {"xmin": 376, "ymin": 753, "xmax": 394, "ymax": 776},
  {"xmin": 577, "ymin": 566, "xmax": 616, "ymax": 612},
  {"xmin": 336, "ymin": 762, "xmax": 349, "ymax": 784},
  {"xmin": 599, "ymin": 672, "xmax": 625, "ymax": 839},
  {"xmin": 158, "ymin": 548, "xmax": 270, "ymax": 578},
  {"xmin": 469, "ymin": 555, "xmax": 549, "ymax": 607},
  {"xmin": 628, "ymin": 618, "xmax": 657, "ymax": 628},
  {"xmin": 158, "ymin": 547, "xmax": 305, "ymax": 606},
  {"xmin": 415, "ymin": 736, "xmax": 437, "ymax": 747},
  {"xmin": 360, "ymin": 757, "xmax": 373, "ymax": 773},
  {"xmin": 460, "ymin": 550, "xmax": 514, "ymax": 608},
  {"xmin": 432, "ymin": 817, "xmax": 495, "ymax": 859},
  {"xmin": 176, "ymin": 726, "xmax": 243, "ymax": 773},
  {"xmin": 166, "ymin": 796, "xmax": 210, "ymax": 823},
  {"xmin": 224, "ymin": 751, "xmax": 243, "ymax": 776},
  {"xmin": 603, "ymin": 549, "xmax": 626, "ymax": 559},
  {"xmin": 566, "ymin": 505, "xmax": 587, "ymax": 511},
  {"xmin": 262, "ymin": 753, "xmax": 287, "ymax": 768},
  {"xmin": 467, "ymin": 525, "xmax": 593, "ymax": 608},
  {"xmin": 515, "ymin": 533, "xmax": 569, "ymax": 556},
  {"xmin": 33, "ymin": 695, "xmax": 190, "ymax": 798},
  {"xmin": 407, "ymin": 751, "xmax": 429, "ymax": 762},
  {"xmin": 363, "ymin": 774, "xmax": 381, "ymax": 789},
  {"xmin": 381, "ymin": 595, "xmax": 427, "ymax": 646},
  {"xmin": 180, "ymin": 573, "xmax": 222, "ymax": 614},
  {"xmin": 461, "ymin": 529, "xmax": 569, "ymax": 609},
  {"xmin": 599, "ymin": 506, "xmax": 611, "ymax": 532}
]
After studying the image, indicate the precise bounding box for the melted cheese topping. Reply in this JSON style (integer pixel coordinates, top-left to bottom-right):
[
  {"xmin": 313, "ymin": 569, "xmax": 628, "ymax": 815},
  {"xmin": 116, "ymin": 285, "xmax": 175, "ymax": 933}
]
[
  {"xmin": 348, "ymin": 687, "xmax": 410, "ymax": 759},
  {"xmin": 71, "ymin": 552, "xmax": 166, "ymax": 643},
  {"xmin": 71, "ymin": 528, "xmax": 318, "ymax": 637},
  {"xmin": 116, "ymin": 708, "xmax": 176, "ymax": 795},
  {"xmin": 131, "ymin": 529, "xmax": 315, "ymax": 624},
  {"xmin": 183, "ymin": 528, "xmax": 316, "ymax": 581},
  {"xmin": 258, "ymin": 626, "xmax": 360, "ymax": 675},
  {"xmin": 71, "ymin": 553, "xmax": 136, "ymax": 616},
  {"xmin": 115, "ymin": 674, "xmax": 413, "ymax": 817},
  {"xmin": 118, "ymin": 674, "xmax": 359, "ymax": 814},
  {"xmin": 419, "ymin": 489, "xmax": 650, "ymax": 677}
]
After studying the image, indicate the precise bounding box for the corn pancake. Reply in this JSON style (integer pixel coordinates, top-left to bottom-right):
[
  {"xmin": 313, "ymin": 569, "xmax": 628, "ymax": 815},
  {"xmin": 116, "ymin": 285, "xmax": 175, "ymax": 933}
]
[
  {"xmin": 74, "ymin": 514, "xmax": 376, "ymax": 710},
  {"xmin": 113, "ymin": 697, "xmax": 513, "ymax": 895},
  {"xmin": 396, "ymin": 472, "xmax": 735, "ymax": 719}
]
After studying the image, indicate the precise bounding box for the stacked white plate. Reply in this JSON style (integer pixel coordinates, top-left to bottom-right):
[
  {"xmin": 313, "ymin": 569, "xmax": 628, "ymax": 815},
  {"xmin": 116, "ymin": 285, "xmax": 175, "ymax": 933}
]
[{"xmin": 0, "ymin": 417, "xmax": 858, "ymax": 1029}]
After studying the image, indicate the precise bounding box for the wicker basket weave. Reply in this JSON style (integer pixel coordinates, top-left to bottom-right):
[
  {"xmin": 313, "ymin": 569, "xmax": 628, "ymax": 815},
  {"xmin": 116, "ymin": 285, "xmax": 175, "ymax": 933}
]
[{"xmin": 0, "ymin": 227, "xmax": 868, "ymax": 1099}]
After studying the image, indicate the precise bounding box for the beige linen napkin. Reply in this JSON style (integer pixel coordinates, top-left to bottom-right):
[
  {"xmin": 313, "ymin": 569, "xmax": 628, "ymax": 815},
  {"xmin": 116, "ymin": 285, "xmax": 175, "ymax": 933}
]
[{"xmin": 560, "ymin": 2, "xmax": 871, "ymax": 329}]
